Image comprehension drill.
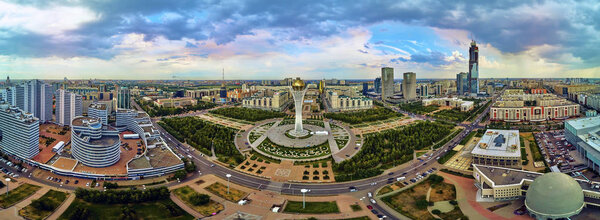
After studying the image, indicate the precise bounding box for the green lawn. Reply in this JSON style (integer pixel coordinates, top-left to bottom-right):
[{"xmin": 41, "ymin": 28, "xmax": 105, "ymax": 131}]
[
  {"xmin": 459, "ymin": 131, "xmax": 477, "ymax": 145},
  {"xmin": 437, "ymin": 150, "xmax": 457, "ymax": 164},
  {"xmin": 0, "ymin": 183, "xmax": 41, "ymax": 208},
  {"xmin": 205, "ymin": 182, "xmax": 248, "ymax": 202},
  {"xmin": 58, "ymin": 198, "xmax": 193, "ymax": 220},
  {"xmin": 173, "ymin": 186, "xmax": 224, "ymax": 216},
  {"xmin": 19, "ymin": 190, "xmax": 69, "ymax": 220},
  {"xmin": 283, "ymin": 201, "xmax": 340, "ymax": 214}
]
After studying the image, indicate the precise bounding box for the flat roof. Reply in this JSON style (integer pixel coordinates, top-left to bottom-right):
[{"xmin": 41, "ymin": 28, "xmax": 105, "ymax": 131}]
[
  {"xmin": 566, "ymin": 116, "xmax": 600, "ymax": 131},
  {"xmin": 71, "ymin": 116, "xmax": 100, "ymax": 127},
  {"xmin": 471, "ymin": 129, "xmax": 520, "ymax": 158},
  {"xmin": 88, "ymin": 135, "xmax": 119, "ymax": 146},
  {"xmin": 89, "ymin": 103, "xmax": 107, "ymax": 110}
]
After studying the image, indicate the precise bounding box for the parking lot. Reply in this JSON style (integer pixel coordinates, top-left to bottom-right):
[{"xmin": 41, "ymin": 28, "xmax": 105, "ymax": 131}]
[{"xmin": 535, "ymin": 130, "xmax": 586, "ymax": 172}]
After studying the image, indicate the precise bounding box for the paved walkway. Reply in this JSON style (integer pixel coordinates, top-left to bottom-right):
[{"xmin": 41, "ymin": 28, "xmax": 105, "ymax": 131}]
[
  {"xmin": 0, "ymin": 185, "xmax": 50, "ymax": 220},
  {"xmin": 324, "ymin": 122, "xmax": 340, "ymax": 154},
  {"xmin": 170, "ymin": 193, "xmax": 204, "ymax": 219},
  {"xmin": 47, "ymin": 191, "xmax": 75, "ymax": 220}
]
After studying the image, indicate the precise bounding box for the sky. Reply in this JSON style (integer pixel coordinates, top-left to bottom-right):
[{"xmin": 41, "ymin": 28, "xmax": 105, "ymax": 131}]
[{"xmin": 0, "ymin": 0, "xmax": 599, "ymax": 80}]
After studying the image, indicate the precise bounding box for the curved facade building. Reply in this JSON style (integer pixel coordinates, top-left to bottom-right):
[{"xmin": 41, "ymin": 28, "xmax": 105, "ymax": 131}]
[{"xmin": 71, "ymin": 116, "xmax": 121, "ymax": 167}]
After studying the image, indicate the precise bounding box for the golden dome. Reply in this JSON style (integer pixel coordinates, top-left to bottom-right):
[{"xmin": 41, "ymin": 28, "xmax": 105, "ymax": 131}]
[{"xmin": 291, "ymin": 78, "xmax": 305, "ymax": 91}]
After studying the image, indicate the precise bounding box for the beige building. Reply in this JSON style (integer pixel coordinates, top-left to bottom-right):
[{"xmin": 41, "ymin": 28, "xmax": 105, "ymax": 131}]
[
  {"xmin": 326, "ymin": 88, "xmax": 373, "ymax": 112},
  {"xmin": 422, "ymin": 97, "xmax": 474, "ymax": 112},
  {"xmin": 471, "ymin": 129, "xmax": 521, "ymax": 169},
  {"xmin": 153, "ymin": 97, "xmax": 197, "ymax": 108},
  {"xmin": 185, "ymin": 88, "xmax": 221, "ymax": 99},
  {"xmin": 491, "ymin": 90, "xmax": 580, "ymax": 122},
  {"xmin": 242, "ymin": 89, "xmax": 291, "ymax": 111}
]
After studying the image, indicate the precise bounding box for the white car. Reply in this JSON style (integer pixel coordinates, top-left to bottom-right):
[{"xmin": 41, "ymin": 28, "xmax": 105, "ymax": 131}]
[
  {"xmin": 86, "ymin": 182, "xmax": 90, "ymax": 187},
  {"xmin": 368, "ymin": 192, "xmax": 373, "ymax": 198},
  {"xmin": 370, "ymin": 199, "xmax": 377, "ymax": 204}
]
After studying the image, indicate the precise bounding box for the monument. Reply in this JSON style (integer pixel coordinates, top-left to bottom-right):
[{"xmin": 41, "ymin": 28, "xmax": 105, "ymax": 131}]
[{"xmin": 289, "ymin": 77, "xmax": 309, "ymax": 137}]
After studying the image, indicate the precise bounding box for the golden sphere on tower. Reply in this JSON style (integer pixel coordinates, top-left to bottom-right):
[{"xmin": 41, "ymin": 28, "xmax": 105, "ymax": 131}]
[{"xmin": 291, "ymin": 78, "xmax": 306, "ymax": 91}]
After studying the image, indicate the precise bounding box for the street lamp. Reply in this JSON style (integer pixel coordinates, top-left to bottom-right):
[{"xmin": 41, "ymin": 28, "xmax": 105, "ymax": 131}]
[
  {"xmin": 5, "ymin": 178, "xmax": 10, "ymax": 196},
  {"xmin": 300, "ymin": 189, "xmax": 308, "ymax": 209},
  {"xmin": 226, "ymin": 174, "xmax": 232, "ymax": 194}
]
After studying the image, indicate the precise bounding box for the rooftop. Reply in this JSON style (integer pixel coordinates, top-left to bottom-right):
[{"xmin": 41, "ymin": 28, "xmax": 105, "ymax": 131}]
[
  {"xmin": 566, "ymin": 116, "xmax": 600, "ymax": 131},
  {"xmin": 89, "ymin": 103, "xmax": 107, "ymax": 110},
  {"xmin": 71, "ymin": 116, "xmax": 101, "ymax": 127},
  {"xmin": 471, "ymin": 129, "xmax": 520, "ymax": 158}
]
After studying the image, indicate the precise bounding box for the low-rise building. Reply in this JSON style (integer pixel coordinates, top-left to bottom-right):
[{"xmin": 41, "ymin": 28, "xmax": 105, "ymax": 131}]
[
  {"xmin": 491, "ymin": 89, "xmax": 580, "ymax": 122},
  {"xmin": 71, "ymin": 116, "xmax": 121, "ymax": 168},
  {"xmin": 422, "ymin": 97, "xmax": 474, "ymax": 111},
  {"xmin": 565, "ymin": 116, "xmax": 600, "ymax": 172},
  {"xmin": 153, "ymin": 97, "xmax": 197, "ymax": 108},
  {"xmin": 325, "ymin": 88, "xmax": 373, "ymax": 112},
  {"xmin": 242, "ymin": 89, "xmax": 291, "ymax": 111},
  {"xmin": 471, "ymin": 129, "xmax": 521, "ymax": 169}
]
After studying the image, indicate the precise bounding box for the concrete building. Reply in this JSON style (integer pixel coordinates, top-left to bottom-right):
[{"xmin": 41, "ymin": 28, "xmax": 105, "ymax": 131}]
[
  {"xmin": 456, "ymin": 72, "xmax": 468, "ymax": 95},
  {"xmin": 185, "ymin": 88, "xmax": 221, "ymax": 99},
  {"xmin": 471, "ymin": 129, "xmax": 521, "ymax": 168},
  {"xmin": 116, "ymin": 109, "xmax": 161, "ymax": 149},
  {"xmin": 55, "ymin": 89, "xmax": 83, "ymax": 126},
  {"xmin": 326, "ymin": 88, "xmax": 373, "ymax": 112},
  {"xmin": 422, "ymin": 97, "xmax": 474, "ymax": 112},
  {"xmin": 0, "ymin": 104, "xmax": 39, "ymax": 159},
  {"xmin": 88, "ymin": 103, "xmax": 108, "ymax": 125},
  {"xmin": 71, "ymin": 116, "xmax": 121, "ymax": 167},
  {"xmin": 242, "ymin": 89, "xmax": 290, "ymax": 111},
  {"xmin": 402, "ymin": 72, "xmax": 417, "ymax": 100},
  {"xmin": 362, "ymin": 82, "xmax": 368, "ymax": 95},
  {"xmin": 491, "ymin": 90, "xmax": 580, "ymax": 122},
  {"xmin": 565, "ymin": 116, "xmax": 600, "ymax": 172},
  {"xmin": 153, "ymin": 97, "xmax": 197, "ymax": 108},
  {"xmin": 419, "ymin": 84, "xmax": 429, "ymax": 98},
  {"xmin": 374, "ymin": 77, "xmax": 381, "ymax": 94},
  {"xmin": 117, "ymin": 87, "xmax": 131, "ymax": 109},
  {"xmin": 473, "ymin": 165, "xmax": 598, "ymax": 219},
  {"xmin": 381, "ymin": 67, "xmax": 394, "ymax": 100},
  {"xmin": 6, "ymin": 80, "xmax": 53, "ymax": 123}
]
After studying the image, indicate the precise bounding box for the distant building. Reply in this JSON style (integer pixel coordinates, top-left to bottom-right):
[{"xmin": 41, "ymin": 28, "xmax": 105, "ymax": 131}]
[
  {"xmin": 319, "ymin": 80, "xmax": 326, "ymax": 94},
  {"xmin": 55, "ymin": 89, "xmax": 83, "ymax": 126},
  {"xmin": 153, "ymin": 97, "xmax": 197, "ymax": 108},
  {"xmin": 419, "ymin": 84, "xmax": 429, "ymax": 98},
  {"xmin": 402, "ymin": 72, "xmax": 417, "ymax": 100},
  {"xmin": 381, "ymin": 67, "xmax": 394, "ymax": 100},
  {"xmin": 468, "ymin": 40, "xmax": 479, "ymax": 95},
  {"xmin": 185, "ymin": 89, "xmax": 221, "ymax": 99},
  {"xmin": 491, "ymin": 90, "xmax": 580, "ymax": 122},
  {"xmin": 471, "ymin": 129, "xmax": 521, "ymax": 169},
  {"xmin": 71, "ymin": 116, "xmax": 121, "ymax": 167},
  {"xmin": 422, "ymin": 97, "xmax": 474, "ymax": 112},
  {"xmin": 456, "ymin": 72, "xmax": 468, "ymax": 95},
  {"xmin": 117, "ymin": 87, "xmax": 131, "ymax": 109},
  {"xmin": 242, "ymin": 90, "xmax": 291, "ymax": 111},
  {"xmin": 0, "ymin": 104, "xmax": 39, "ymax": 159},
  {"xmin": 6, "ymin": 80, "xmax": 53, "ymax": 123},
  {"xmin": 362, "ymin": 82, "xmax": 369, "ymax": 95},
  {"xmin": 374, "ymin": 77, "xmax": 382, "ymax": 94},
  {"xmin": 326, "ymin": 88, "xmax": 373, "ymax": 112}
]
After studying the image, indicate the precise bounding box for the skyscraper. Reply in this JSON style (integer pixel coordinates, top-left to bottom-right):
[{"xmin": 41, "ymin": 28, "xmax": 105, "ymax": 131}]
[
  {"xmin": 362, "ymin": 82, "xmax": 369, "ymax": 95},
  {"xmin": 117, "ymin": 87, "xmax": 131, "ymax": 109},
  {"xmin": 456, "ymin": 72, "xmax": 468, "ymax": 95},
  {"xmin": 55, "ymin": 89, "xmax": 83, "ymax": 126},
  {"xmin": 10, "ymin": 80, "xmax": 53, "ymax": 123},
  {"xmin": 419, "ymin": 84, "xmax": 429, "ymax": 97},
  {"xmin": 402, "ymin": 72, "xmax": 417, "ymax": 100},
  {"xmin": 220, "ymin": 68, "xmax": 227, "ymax": 99},
  {"xmin": 0, "ymin": 104, "xmax": 39, "ymax": 159},
  {"xmin": 374, "ymin": 77, "xmax": 382, "ymax": 94},
  {"xmin": 468, "ymin": 40, "xmax": 479, "ymax": 95},
  {"xmin": 381, "ymin": 67, "xmax": 394, "ymax": 100}
]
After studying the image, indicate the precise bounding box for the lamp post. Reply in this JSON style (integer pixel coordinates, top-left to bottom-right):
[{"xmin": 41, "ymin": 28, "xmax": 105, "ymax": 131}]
[
  {"xmin": 5, "ymin": 178, "xmax": 10, "ymax": 196},
  {"xmin": 226, "ymin": 174, "xmax": 232, "ymax": 194},
  {"xmin": 300, "ymin": 189, "xmax": 308, "ymax": 209}
]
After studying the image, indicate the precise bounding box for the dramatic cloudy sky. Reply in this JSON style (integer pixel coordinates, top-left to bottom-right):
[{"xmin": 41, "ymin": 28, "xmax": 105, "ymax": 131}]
[{"xmin": 0, "ymin": 0, "xmax": 599, "ymax": 80}]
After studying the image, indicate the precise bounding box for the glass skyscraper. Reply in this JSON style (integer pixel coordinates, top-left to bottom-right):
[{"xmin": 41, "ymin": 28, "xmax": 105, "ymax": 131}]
[{"xmin": 468, "ymin": 40, "xmax": 479, "ymax": 95}]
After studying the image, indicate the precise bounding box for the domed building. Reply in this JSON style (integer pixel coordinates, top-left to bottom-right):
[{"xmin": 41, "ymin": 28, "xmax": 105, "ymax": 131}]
[{"xmin": 525, "ymin": 172, "xmax": 584, "ymax": 220}]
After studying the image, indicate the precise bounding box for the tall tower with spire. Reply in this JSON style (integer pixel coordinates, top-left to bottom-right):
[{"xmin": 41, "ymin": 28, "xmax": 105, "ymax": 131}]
[
  {"xmin": 468, "ymin": 40, "xmax": 479, "ymax": 95},
  {"xmin": 219, "ymin": 68, "xmax": 227, "ymax": 99}
]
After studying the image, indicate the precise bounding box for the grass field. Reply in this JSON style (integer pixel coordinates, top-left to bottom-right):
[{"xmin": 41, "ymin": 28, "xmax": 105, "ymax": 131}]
[
  {"xmin": 283, "ymin": 201, "xmax": 340, "ymax": 214},
  {"xmin": 58, "ymin": 198, "xmax": 193, "ymax": 220},
  {"xmin": 0, "ymin": 183, "xmax": 41, "ymax": 208},
  {"xmin": 19, "ymin": 190, "xmax": 69, "ymax": 220},
  {"xmin": 205, "ymin": 182, "xmax": 248, "ymax": 202},
  {"xmin": 173, "ymin": 186, "xmax": 224, "ymax": 216}
]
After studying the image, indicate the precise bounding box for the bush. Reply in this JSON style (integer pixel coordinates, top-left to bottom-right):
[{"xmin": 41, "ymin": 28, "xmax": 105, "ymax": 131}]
[
  {"xmin": 30, "ymin": 199, "xmax": 54, "ymax": 211},
  {"xmin": 415, "ymin": 199, "xmax": 429, "ymax": 210},
  {"xmin": 428, "ymin": 174, "xmax": 444, "ymax": 185},
  {"xmin": 432, "ymin": 209, "xmax": 441, "ymax": 215},
  {"xmin": 68, "ymin": 205, "xmax": 90, "ymax": 220},
  {"xmin": 189, "ymin": 193, "xmax": 210, "ymax": 206},
  {"xmin": 449, "ymin": 200, "xmax": 458, "ymax": 205},
  {"xmin": 75, "ymin": 187, "xmax": 170, "ymax": 204},
  {"xmin": 174, "ymin": 170, "xmax": 187, "ymax": 180},
  {"xmin": 103, "ymin": 182, "xmax": 119, "ymax": 189}
]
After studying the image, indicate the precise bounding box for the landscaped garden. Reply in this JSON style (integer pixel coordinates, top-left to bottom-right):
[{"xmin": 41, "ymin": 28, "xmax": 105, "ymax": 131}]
[
  {"xmin": 173, "ymin": 186, "xmax": 224, "ymax": 216},
  {"xmin": 382, "ymin": 174, "xmax": 466, "ymax": 220},
  {"xmin": 0, "ymin": 183, "xmax": 41, "ymax": 208},
  {"xmin": 59, "ymin": 187, "xmax": 192, "ymax": 220},
  {"xmin": 324, "ymin": 108, "xmax": 402, "ymax": 124},
  {"xmin": 136, "ymin": 98, "xmax": 217, "ymax": 117},
  {"xmin": 283, "ymin": 201, "xmax": 340, "ymax": 214},
  {"xmin": 205, "ymin": 182, "xmax": 248, "ymax": 202},
  {"xmin": 210, "ymin": 107, "xmax": 286, "ymax": 121},
  {"xmin": 257, "ymin": 138, "xmax": 331, "ymax": 159},
  {"xmin": 19, "ymin": 190, "xmax": 69, "ymax": 220},
  {"xmin": 159, "ymin": 116, "xmax": 245, "ymax": 166},
  {"xmin": 333, "ymin": 121, "xmax": 455, "ymax": 181},
  {"xmin": 399, "ymin": 102, "xmax": 439, "ymax": 114}
]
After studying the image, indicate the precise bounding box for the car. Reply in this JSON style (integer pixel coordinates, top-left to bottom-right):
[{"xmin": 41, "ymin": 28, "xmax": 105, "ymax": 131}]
[
  {"xmin": 86, "ymin": 182, "xmax": 90, "ymax": 187},
  {"xmin": 74, "ymin": 180, "xmax": 79, "ymax": 184},
  {"xmin": 410, "ymin": 179, "xmax": 416, "ymax": 183},
  {"xmin": 370, "ymin": 199, "xmax": 377, "ymax": 204},
  {"xmin": 210, "ymin": 164, "xmax": 216, "ymax": 167},
  {"xmin": 403, "ymin": 181, "xmax": 409, "ymax": 185},
  {"xmin": 368, "ymin": 192, "xmax": 372, "ymax": 198},
  {"xmin": 388, "ymin": 172, "xmax": 394, "ymax": 176},
  {"xmin": 431, "ymin": 167, "xmax": 437, "ymax": 170},
  {"xmin": 371, "ymin": 210, "xmax": 379, "ymax": 214},
  {"xmin": 387, "ymin": 178, "xmax": 394, "ymax": 181},
  {"xmin": 96, "ymin": 182, "xmax": 99, "ymax": 187},
  {"xmin": 349, "ymin": 186, "xmax": 357, "ymax": 192},
  {"xmin": 377, "ymin": 214, "xmax": 384, "ymax": 219},
  {"xmin": 402, "ymin": 172, "xmax": 408, "ymax": 175},
  {"xmin": 397, "ymin": 176, "xmax": 406, "ymax": 181},
  {"xmin": 65, "ymin": 180, "xmax": 70, "ymax": 184},
  {"xmin": 367, "ymin": 205, "xmax": 373, "ymax": 210}
]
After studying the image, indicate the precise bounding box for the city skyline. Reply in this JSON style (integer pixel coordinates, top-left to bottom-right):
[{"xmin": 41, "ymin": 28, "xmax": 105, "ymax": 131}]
[{"xmin": 1, "ymin": 0, "xmax": 599, "ymax": 80}]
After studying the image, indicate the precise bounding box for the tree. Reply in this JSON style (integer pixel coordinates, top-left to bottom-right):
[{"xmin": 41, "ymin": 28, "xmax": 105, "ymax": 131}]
[
  {"xmin": 415, "ymin": 199, "xmax": 429, "ymax": 210},
  {"xmin": 189, "ymin": 193, "xmax": 210, "ymax": 206},
  {"xmin": 174, "ymin": 170, "xmax": 187, "ymax": 180}
]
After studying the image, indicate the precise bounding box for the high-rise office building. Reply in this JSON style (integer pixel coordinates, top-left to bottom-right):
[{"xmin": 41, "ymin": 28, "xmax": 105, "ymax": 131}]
[
  {"xmin": 0, "ymin": 104, "xmax": 39, "ymax": 159},
  {"xmin": 55, "ymin": 89, "xmax": 83, "ymax": 126},
  {"xmin": 381, "ymin": 67, "xmax": 394, "ymax": 100},
  {"xmin": 8, "ymin": 80, "xmax": 53, "ymax": 123},
  {"xmin": 468, "ymin": 40, "xmax": 479, "ymax": 95},
  {"xmin": 374, "ymin": 77, "xmax": 382, "ymax": 94},
  {"xmin": 419, "ymin": 84, "xmax": 429, "ymax": 97},
  {"xmin": 457, "ymin": 72, "xmax": 468, "ymax": 95},
  {"xmin": 362, "ymin": 82, "xmax": 369, "ymax": 95},
  {"xmin": 402, "ymin": 72, "xmax": 417, "ymax": 100},
  {"xmin": 117, "ymin": 87, "xmax": 131, "ymax": 109}
]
